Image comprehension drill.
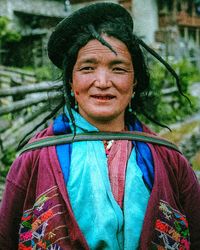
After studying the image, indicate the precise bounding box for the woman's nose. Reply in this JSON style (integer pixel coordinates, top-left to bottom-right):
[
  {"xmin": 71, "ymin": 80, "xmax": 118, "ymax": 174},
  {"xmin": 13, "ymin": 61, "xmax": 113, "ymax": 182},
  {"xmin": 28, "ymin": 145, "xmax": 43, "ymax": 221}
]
[{"xmin": 94, "ymin": 69, "xmax": 111, "ymax": 88}]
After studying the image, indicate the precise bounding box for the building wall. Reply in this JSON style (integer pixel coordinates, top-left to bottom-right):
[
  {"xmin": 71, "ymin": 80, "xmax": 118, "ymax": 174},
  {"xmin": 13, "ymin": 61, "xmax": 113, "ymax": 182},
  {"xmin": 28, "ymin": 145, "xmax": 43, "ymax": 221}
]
[
  {"xmin": 0, "ymin": 0, "xmax": 13, "ymax": 18},
  {"xmin": 132, "ymin": 0, "xmax": 158, "ymax": 44},
  {"xmin": 0, "ymin": 0, "xmax": 68, "ymax": 18}
]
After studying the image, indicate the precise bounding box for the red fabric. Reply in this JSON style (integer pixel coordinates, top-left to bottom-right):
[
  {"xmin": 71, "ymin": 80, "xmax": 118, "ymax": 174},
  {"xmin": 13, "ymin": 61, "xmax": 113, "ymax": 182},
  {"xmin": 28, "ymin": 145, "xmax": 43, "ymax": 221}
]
[
  {"xmin": 0, "ymin": 125, "xmax": 89, "ymax": 250},
  {"xmin": 0, "ymin": 123, "xmax": 200, "ymax": 249},
  {"xmin": 107, "ymin": 140, "xmax": 132, "ymax": 208}
]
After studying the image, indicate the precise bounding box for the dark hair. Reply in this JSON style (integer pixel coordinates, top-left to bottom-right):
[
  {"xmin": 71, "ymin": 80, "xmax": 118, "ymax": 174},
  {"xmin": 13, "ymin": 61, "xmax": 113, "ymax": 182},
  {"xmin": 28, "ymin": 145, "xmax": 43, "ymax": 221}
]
[
  {"xmin": 17, "ymin": 17, "xmax": 188, "ymax": 149},
  {"xmin": 62, "ymin": 18, "xmax": 151, "ymax": 128}
]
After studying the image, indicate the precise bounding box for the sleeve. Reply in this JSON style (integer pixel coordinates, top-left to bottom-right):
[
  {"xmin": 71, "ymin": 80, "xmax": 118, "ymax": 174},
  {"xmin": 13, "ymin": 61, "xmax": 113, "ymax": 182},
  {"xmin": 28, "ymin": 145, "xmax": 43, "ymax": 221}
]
[
  {"xmin": 177, "ymin": 154, "xmax": 200, "ymax": 249},
  {"xmin": 0, "ymin": 152, "xmax": 33, "ymax": 250}
]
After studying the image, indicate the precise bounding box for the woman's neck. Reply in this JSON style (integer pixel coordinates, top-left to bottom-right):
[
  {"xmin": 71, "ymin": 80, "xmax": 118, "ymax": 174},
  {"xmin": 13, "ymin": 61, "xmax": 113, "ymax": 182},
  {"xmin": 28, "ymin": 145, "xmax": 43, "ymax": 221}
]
[{"xmin": 86, "ymin": 117, "xmax": 125, "ymax": 132}]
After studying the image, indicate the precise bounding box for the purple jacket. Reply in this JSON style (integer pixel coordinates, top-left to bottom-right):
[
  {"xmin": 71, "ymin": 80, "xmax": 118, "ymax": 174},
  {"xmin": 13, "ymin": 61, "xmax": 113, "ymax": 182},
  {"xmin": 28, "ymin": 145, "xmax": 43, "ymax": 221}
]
[{"xmin": 0, "ymin": 124, "xmax": 200, "ymax": 250}]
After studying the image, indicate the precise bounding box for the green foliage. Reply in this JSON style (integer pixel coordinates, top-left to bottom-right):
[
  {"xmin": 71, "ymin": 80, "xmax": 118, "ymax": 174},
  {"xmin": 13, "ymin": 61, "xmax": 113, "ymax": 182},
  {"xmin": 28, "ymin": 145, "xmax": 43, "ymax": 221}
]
[
  {"xmin": 0, "ymin": 16, "xmax": 21, "ymax": 43},
  {"xmin": 35, "ymin": 65, "xmax": 61, "ymax": 81},
  {"xmin": 0, "ymin": 148, "xmax": 16, "ymax": 177},
  {"xmin": 192, "ymin": 152, "xmax": 200, "ymax": 171},
  {"xmin": 35, "ymin": 66, "xmax": 53, "ymax": 81},
  {"xmin": 173, "ymin": 60, "xmax": 200, "ymax": 88},
  {"xmin": 142, "ymin": 59, "xmax": 199, "ymax": 130}
]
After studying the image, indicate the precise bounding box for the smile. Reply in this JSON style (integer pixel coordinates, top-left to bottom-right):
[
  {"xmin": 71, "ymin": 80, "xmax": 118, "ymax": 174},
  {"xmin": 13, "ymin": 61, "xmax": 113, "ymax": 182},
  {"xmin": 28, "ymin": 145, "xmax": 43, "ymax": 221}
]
[{"xmin": 91, "ymin": 95, "xmax": 115, "ymax": 100}]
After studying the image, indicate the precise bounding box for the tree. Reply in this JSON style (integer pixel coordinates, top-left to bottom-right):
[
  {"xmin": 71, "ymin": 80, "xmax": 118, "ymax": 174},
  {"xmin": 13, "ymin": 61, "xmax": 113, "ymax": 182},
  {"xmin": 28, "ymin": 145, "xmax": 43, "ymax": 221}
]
[{"xmin": 0, "ymin": 17, "xmax": 21, "ymax": 64}]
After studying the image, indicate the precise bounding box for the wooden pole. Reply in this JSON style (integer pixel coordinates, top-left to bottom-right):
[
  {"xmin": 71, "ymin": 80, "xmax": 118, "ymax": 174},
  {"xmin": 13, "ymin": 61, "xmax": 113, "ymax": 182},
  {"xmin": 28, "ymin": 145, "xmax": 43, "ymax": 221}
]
[
  {"xmin": 0, "ymin": 81, "xmax": 62, "ymax": 97},
  {"xmin": 0, "ymin": 92, "xmax": 63, "ymax": 115}
]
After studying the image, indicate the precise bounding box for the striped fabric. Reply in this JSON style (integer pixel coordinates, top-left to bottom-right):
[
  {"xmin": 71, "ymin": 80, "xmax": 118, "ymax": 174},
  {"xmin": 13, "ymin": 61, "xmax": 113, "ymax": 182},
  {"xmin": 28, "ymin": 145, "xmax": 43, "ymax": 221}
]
[{"xmin": 107, "ymin": 140, "xmax": 132, "ymax": 208}]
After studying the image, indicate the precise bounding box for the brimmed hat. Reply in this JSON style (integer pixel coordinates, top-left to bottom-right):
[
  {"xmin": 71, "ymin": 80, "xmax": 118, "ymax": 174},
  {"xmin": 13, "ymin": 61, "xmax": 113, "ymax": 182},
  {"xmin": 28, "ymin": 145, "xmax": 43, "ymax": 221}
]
[{"xmin": 47, "ymin": 2, "xmax": 133, "ymax": 69}]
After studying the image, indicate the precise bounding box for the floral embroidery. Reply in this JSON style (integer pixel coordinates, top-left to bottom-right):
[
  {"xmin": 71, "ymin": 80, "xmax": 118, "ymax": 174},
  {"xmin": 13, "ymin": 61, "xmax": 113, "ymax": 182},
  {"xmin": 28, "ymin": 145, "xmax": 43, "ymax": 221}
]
[
  {"xmin": 18, "ymin": 186, "xmax": 66, "ymax": 249},
  {"xmin": 152, "ymin": 200, "xmax": 190, "ymax": 250}
]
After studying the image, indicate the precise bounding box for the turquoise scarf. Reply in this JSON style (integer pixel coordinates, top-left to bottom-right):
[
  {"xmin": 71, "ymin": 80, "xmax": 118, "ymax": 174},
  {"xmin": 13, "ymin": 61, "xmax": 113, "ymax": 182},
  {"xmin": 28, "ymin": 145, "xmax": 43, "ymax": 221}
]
[{"xmin": 53, "ymin": 109, "xmax": 151, "ymax": 249}]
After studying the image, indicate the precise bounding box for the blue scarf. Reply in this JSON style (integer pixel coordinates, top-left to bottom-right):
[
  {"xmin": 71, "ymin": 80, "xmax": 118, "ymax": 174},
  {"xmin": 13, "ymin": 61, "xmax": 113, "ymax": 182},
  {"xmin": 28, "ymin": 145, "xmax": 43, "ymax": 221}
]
[{"xmin": 53, "ymin": 112, "xmax": 154, "ymax": 190}]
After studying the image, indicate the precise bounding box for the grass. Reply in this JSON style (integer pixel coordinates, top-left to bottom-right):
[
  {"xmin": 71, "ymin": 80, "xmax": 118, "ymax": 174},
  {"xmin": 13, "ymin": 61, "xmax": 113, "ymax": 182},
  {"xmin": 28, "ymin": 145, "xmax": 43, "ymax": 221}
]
[
  {"xmin": 160, "ymin": 120, "xmax": 200, "ymax": 145},
  {"xmin": 160, "ymin": 120, "xmax": 200, "ymax": 170},
  {"xmin": 191, "ymin": 152, "xmax": 200, "ymax": 171}
]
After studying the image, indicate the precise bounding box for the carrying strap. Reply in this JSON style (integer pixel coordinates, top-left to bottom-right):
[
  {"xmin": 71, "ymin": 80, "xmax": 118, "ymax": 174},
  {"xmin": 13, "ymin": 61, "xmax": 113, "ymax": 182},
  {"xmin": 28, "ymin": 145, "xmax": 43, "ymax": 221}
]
[{"xmin": 18, "ymin": 131, "xmax": 181, "ymax": 155}]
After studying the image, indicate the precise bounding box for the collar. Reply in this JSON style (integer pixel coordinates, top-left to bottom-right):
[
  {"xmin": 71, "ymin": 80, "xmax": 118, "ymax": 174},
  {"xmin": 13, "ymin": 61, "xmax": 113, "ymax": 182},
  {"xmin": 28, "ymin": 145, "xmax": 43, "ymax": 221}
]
[{"xmin": 64, "ymin": 106, "xmax": 99, "ymax": 133}]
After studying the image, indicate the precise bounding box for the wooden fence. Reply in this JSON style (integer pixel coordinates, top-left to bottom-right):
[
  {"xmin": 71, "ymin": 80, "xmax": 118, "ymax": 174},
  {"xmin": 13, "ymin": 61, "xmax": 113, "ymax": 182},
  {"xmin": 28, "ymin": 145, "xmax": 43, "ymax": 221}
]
[
  {"xmin": 0, "ymin": 65, "xmax": 199, "ymax": 199},
  {"xmin": 0, "ymin": 66, "xmax": 180, "ymax": 165},
  {"xmin": 0, "ymin": 65, "xmax": 37, "ymax": 85},
  {"xmin": 0, "ymin": 83, "xmax": 185, "ymax": 153},
  {"xmin": 0, "ymin": 66, "xmax": 63, "ymax": 165},
  {"xmin": 0, "ymin": 65, "xmax": 182, "ymax": 200}
]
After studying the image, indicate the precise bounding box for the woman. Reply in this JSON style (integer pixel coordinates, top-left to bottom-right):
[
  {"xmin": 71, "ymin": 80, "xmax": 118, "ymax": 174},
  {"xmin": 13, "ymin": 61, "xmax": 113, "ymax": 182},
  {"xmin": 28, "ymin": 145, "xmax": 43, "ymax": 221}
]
[{"xmin": 0, "ymin": 2, "xmax": 200, "ymax": 250}]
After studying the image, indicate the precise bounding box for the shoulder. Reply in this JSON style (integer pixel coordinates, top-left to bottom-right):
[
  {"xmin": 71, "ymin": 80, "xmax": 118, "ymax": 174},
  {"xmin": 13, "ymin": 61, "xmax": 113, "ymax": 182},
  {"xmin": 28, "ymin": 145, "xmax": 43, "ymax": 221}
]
[
  {"xmin": 144, "ymin": 126, "xmax": 199, "ymax": 188},
  {"xmin": 141, "ymin": 123, "xmax": 193, "ymax": 174},
  {"xmin": 6, "ymin": 124, "xmax": 54, "ymax": 189},
  {"xmin": 142, "ymin": 125, "xmax": 200, "ymax": 199},
  {"xmin": 141, "ymin": 123, "xmax": 157, "ymax": 135},
  {"xmin": 29, "ymin": 123, "xmax": 54, "ymax": 141}
]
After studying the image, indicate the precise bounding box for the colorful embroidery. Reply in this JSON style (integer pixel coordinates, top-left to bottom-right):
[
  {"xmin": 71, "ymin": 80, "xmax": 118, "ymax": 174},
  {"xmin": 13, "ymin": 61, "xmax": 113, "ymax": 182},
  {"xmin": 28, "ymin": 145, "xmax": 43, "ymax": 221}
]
[
  {"xmin": 152, "ymin": 200, "xmax": 190, "ymax": 250},
  {"xmin": 18, "ymin": 186, "xmax": 66, "ymax": 249}
]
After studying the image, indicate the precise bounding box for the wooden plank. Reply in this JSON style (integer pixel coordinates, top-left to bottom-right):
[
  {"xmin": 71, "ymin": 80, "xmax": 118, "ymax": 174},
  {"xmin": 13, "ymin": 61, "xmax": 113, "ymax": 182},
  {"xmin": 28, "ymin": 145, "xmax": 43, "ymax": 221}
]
[
  {"xmin": 0, "ymin": 81, "xmax": 62, "ymax": 97},
  {"xmin": 0, "ymin": 92, "xmax": 62, "ymax": 115}
]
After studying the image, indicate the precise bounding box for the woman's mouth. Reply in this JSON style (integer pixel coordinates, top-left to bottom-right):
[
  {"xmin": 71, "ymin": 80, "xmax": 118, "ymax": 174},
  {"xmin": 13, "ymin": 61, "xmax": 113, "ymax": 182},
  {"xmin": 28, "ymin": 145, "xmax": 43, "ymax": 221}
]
[{"xmin": 91, "ymin": 95, "xmax": 115, "ymax": 100}]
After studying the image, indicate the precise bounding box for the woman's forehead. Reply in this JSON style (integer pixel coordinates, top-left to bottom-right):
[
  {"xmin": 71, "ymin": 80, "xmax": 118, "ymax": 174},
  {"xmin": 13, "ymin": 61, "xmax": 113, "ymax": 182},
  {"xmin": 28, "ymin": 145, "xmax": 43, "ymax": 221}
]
[{"xmin": 76, "ymin": 36, "xmax": 131, "ymax": 60}]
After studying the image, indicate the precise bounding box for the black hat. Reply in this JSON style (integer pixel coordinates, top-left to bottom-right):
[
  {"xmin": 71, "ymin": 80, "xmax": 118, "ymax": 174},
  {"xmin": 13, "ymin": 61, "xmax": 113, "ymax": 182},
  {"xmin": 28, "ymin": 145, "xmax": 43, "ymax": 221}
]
[{"xmin": 47, "ymin": 2, "xmax": 133, "ymax": 69}]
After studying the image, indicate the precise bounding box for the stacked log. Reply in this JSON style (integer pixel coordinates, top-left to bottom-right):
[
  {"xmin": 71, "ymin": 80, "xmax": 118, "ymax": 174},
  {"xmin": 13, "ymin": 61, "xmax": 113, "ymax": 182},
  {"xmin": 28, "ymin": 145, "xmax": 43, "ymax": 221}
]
[
  {"xmin": 0, "ymin": 66, "xmax": 63, "ymax": 171},
  {"xmin": 0, "ymin": 82, "xmax": 63, "ymax": 148}
]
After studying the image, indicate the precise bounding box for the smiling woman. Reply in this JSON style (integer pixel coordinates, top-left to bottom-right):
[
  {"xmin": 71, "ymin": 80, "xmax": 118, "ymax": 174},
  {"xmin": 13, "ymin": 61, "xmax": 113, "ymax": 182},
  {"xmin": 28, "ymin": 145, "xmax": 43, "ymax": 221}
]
[
  {"xmin": 71, "ymin": 36, "xmax": 134, "ymax": 131},
  {"xmin": 0, "ymin": 2, "xmax": 200, "ymax": 250}
]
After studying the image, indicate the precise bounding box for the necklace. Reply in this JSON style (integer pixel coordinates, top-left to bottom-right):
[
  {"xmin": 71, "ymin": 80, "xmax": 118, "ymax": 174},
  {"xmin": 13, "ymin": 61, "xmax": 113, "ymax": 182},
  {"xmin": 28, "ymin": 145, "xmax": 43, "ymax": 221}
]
[
  {"xmin": 103, "ymin": 127, "xmax": 126, "ymax": 156},
  {"xmin": 103, "ymin": 140, "xmax": 114, "ymax": 156}
]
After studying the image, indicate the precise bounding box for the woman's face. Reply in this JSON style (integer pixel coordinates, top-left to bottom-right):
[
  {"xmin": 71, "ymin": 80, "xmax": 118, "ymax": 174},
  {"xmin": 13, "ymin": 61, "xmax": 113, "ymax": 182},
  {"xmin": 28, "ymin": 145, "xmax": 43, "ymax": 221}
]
[{"xmin": 71, "ymin": 35, "xmax": 134, "ymax": 130}]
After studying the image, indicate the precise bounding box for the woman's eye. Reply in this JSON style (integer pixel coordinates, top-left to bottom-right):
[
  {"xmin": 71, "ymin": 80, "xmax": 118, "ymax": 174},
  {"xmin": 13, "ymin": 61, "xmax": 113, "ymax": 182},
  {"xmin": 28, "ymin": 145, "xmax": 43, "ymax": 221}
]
[
  {"xmin": 80, "ymin": 66, "xmax": 94, "ymax": 72},
  {"xmin": 113, "ymin": 67, "xmax": 126, "ymax": 73}
]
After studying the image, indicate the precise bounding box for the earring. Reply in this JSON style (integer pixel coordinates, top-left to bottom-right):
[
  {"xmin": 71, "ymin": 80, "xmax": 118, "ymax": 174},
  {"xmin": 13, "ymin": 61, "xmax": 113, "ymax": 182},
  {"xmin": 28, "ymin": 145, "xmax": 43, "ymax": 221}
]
[
  {"xmin": 128, "ymin": 102, "xmax": 133, "ymax": 113},
  {"xmin": 74, "ymin": 100, "xmax": 78, "ymax": 110},
  {"xmin": 71, "ymin": 91, "xmax": 78, "ymax": 110},
  {"xmin": 71, "ymin": 91, "xmax": 74, "ymax": 97},
  {"xmin": 128, "ymin": 92, "xmax": 135, "ymax": 113}
]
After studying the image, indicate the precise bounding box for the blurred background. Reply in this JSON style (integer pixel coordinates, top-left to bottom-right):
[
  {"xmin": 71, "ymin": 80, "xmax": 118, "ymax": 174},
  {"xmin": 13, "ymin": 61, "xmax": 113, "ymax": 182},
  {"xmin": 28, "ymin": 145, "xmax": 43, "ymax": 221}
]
[{"xmin": 0, "ymin": 0, "xmax": 200, "ymax": 197}]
